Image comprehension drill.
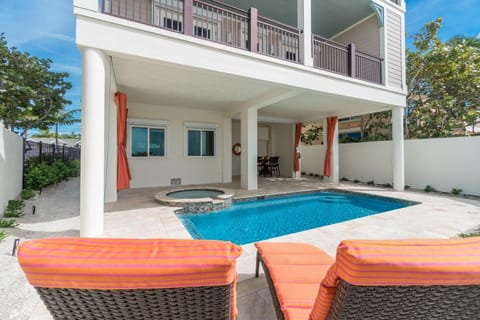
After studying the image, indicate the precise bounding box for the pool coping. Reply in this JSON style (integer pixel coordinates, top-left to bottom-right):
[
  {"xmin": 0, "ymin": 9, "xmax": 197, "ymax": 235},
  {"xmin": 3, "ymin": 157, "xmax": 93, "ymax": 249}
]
[{"xmin": 232, "ymin": 188, "xmax": 420, "ymax": 206}]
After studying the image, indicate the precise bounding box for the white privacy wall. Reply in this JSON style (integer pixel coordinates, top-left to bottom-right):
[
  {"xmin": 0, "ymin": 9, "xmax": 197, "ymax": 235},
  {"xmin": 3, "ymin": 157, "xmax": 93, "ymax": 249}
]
[
  {"xmin": 0, "ymin": 124, "xmax": 23, "ymax": 213},
  {"xmin": 300, "ymin": 136, "xmax": 480, "ymax": 195}
]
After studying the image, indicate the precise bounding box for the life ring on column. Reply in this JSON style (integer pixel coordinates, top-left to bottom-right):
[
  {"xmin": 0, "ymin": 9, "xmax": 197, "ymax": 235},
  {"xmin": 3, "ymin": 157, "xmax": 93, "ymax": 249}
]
[{"xmin": 232, "ymin": 143, "xmax": 242, "ymax": 156}]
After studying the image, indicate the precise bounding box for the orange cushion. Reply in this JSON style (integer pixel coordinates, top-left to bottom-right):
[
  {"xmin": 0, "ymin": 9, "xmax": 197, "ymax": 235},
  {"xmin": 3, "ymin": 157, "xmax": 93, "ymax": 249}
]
[
  {"xmin": 284, "ymin": 307, "xmax": 312, "ymax": 320},
  {"xmin": 256, "ymin": 242, "xmax": 334, "ymax": 319},
  {"xmin": 19, "ymin": 238, "xmax": 242, "ymax": 319},
  {"xmin": 309, "ymin": 237, "xmax": 480, "ymax": 320}
]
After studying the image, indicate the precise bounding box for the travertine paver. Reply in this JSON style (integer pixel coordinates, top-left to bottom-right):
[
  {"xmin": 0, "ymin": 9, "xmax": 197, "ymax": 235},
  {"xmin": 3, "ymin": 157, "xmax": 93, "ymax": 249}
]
[{"xmin": 2, "ymin": 177, "xmax": 480, "ymax": 320}]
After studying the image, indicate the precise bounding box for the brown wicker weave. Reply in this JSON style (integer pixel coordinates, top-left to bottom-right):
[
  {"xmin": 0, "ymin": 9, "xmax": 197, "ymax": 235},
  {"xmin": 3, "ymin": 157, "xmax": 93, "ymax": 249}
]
[
  {"xmin": 256, "ymin": 251, "xmax": 480, "ymax": 320},
  {"xmin": 35, "ymin": 284, "xmax": 232, "ymax": 320}
]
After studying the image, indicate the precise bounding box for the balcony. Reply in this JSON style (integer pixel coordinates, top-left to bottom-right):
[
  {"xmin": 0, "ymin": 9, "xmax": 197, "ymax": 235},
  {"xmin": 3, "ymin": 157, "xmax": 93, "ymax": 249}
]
[{"xmin": 102, "ymin": 0, "xmax": 383, "ymax": 85}]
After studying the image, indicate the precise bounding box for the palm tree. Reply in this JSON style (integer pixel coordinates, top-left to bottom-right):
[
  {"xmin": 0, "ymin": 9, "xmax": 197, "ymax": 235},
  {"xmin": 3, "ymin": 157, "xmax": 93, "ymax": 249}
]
[{"xmin": 53, "ymin": 109, "xmax": 80, "ymax": 146}]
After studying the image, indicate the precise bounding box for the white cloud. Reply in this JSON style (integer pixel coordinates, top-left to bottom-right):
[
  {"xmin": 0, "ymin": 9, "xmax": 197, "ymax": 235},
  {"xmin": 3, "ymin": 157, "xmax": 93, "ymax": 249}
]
[
  {"xmin": 47, "ymin": 33, "xmax": 75, "ymax": 43},
  {"xmin": 54, "ymin": 64, "xmax": 82, "ymax": 76}
]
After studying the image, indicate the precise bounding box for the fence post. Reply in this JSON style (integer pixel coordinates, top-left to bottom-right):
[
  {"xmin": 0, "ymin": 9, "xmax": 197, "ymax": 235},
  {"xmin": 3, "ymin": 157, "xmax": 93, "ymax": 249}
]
[
  {"xmin": 248, "ymin": 8, "xmax": 258, "ymax": 52},
  {"xmin": 52, "ymin": 143, "xmax": 56, "ymax": 161},
  {"xmin": 39, "ymin": 142, "xmax": 43, "ymax": 164},
  {"xmin": 348, "ymin": 43, "xmax": 356, "ymax": 78},
  {"xmin": 62, "ymin": 145, "xmax": 66, "ymax": 161},
  {"xmin": 184, "ymin": 0, "xmax": 193, "ymax": 36}
]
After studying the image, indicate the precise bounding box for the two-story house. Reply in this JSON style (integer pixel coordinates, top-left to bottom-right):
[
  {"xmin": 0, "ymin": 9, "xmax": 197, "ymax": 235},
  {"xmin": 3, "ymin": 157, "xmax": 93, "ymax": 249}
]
[{"xmin": 74, "ymin": 0, "xmax": 407, "ymax": 236}]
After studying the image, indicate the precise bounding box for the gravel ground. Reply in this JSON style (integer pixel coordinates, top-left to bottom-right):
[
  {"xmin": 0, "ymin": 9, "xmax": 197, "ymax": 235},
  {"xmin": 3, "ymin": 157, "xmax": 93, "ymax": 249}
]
[{"xmin": 0, "ymin": 177, "xmax": 80, "ymax": 320}]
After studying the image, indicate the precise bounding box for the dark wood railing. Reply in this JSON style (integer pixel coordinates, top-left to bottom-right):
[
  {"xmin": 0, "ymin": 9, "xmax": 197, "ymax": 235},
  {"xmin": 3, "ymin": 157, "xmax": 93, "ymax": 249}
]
[
  {"xmin": 192, "ymin": 0, "xmax": 249, "ymax": 49},
  {"xmin": 102, "ymin": 0, "xmax": 382, "ymax": 84},
  {"xmin": 257, "ymin": 16, "xmax": 300, "ymax": 63},
  {"xmin": 313, "ymin": 35, "xmax": 383, "ymax": 84}
]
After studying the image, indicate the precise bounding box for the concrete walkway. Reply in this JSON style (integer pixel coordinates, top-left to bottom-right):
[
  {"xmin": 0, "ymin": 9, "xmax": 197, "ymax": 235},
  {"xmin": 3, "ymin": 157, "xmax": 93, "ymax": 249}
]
[{"xmin": 2, "ymin": 177, "xmax": 480, "ymax": 319}]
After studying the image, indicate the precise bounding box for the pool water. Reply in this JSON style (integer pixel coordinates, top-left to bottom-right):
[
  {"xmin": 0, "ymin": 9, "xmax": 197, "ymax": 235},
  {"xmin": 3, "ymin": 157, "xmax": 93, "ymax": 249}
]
[
  {"xmin": 167, "ymin": 189, "xmax": 224, "ymax": 199},
  {"xmin": 179, "ymin": 192, "xmax": 411, "ymax": 245}
]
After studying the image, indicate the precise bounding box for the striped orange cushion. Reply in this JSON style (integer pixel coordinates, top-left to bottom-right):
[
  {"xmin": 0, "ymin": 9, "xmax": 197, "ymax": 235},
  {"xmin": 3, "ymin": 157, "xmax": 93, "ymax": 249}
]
[
  {"xmin": 18, "ymin": 238, "xmax": 242, "ymax": 289},
  {"xmin": 309, "ymin": 237, "xmax": 480, "ymax": 320}
]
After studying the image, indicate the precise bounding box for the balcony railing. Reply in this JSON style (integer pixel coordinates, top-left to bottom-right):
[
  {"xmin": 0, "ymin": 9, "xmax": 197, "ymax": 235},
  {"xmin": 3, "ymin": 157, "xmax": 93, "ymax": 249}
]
[
  {"xmin": 313, "ymin": 36, "xmax": 383, "ymax": 84},
  {"xmin": 102, "ymin": 0, "xmax": 382, "ymax": 84},
  {"xmin": 257, "ymin": 16, "xmax": 300, "ymax": 63},
  {"xmin": 389, "ymin": 0, "xmax": 401, "ymax": 5}
]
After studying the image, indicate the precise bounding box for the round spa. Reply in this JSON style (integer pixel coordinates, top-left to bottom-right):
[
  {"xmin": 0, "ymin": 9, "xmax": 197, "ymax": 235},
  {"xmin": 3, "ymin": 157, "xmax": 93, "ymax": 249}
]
[{"xmin": 155, "ymin": 187, "xmax": 234, "ymax": 214}]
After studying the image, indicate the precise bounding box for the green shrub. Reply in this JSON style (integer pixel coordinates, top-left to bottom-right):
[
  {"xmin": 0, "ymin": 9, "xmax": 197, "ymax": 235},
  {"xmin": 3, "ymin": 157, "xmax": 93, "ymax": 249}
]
[
  {"xmin": 353, "ymin": 179, "xmax": 360, "ymax": 183},
  {"xmin": 0, "ymin": 230, "xmax": 7, "ymax": 240},
  {"xmin": 25, "ymin": 160, "xmax": 80, "ymax": 190},
  {"xmin": 381, "ymin": 183, "xmax": 393, "ymax": 188},
  {"xmin": 4, "ymin": 200, "xmax": 24, "ymax": 218},
  {"xmin": 21, "ymin": 189, "xmax": 35, "ymax": 200},
  {"xmin": 451, "ymin": 188, "xmax": 463, "ymax": 195},
  {"xmin": 0, "ymin": 218, "xmax": 18, "ymax": 228},
  {"xmin": 405, "ymin": 185, "xmax": 411, "ymax": 189},
  {"xmin": 459, "ymin": 227, "xmax": 480, "ymax": 238},
  {"xmin": 424, "ymin": 185, "xmax": 436, "ymax": 193},
  {"xmin": 367, "ymin": 180, "xmax": 375, "ymax": 185},
  {"xmin": 341, "ymin": 177, "xmax": 350, "ymax": 182}
]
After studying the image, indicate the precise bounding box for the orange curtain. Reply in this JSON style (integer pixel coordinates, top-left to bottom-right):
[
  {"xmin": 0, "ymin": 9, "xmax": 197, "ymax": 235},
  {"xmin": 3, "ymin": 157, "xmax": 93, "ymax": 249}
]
[
  {"xmin": 323, "ymin": 117, "xmax": 338, "ymax": 177},
  {"xmin": 294, "ymin": 123, "xmax": 302, "ymax": 172},
  {"xmin": 115, "ymin": 92, "xmax": 131, "ymax": 191}
]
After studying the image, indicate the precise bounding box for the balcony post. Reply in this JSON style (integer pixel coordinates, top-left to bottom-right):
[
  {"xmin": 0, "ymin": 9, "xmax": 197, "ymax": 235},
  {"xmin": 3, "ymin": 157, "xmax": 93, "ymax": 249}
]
[
  {"xmin": 297, "ymin": 0, "xmax": 313, "ymax": 66},
  {"xmin": 348, "ymin": 43, "xmax": 356, "ymax": 78},
  {"xmin": 248, "ymin": 8, "xmax": 258, "ymax": 52},
  {"xmin": 184, "ymin": 0, "xmax": 193, "ymax": 36}
]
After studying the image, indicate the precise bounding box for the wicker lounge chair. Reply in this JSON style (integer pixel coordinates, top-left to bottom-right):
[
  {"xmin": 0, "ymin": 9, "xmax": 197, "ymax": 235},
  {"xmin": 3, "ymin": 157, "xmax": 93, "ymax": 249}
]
[
  {"xmin": 255, "ymin": 238, "xmax": 480, "ymax": 320},
  {"xmin": 18, "ymin": 238, "xmax": 242, "ymax": 320}
]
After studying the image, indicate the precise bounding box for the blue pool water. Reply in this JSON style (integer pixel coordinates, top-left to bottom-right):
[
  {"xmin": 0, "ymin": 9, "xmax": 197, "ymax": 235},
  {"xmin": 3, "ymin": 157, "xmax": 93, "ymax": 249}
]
[{"xmin": 179, "ymin": 192, "xmax": 411, "ymax": 245}]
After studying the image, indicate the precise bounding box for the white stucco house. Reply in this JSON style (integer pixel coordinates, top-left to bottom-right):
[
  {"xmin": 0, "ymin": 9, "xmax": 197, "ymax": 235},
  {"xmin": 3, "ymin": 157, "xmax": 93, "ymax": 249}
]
[{"xmin": 74, "ymin": 0, "xmax": 407, "ymax": 236}]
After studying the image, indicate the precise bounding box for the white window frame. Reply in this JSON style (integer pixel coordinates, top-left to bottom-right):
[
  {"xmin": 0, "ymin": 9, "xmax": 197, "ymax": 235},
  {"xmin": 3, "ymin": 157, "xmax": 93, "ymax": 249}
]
[
  {"xmin": 184, "ymin": 122, "xmax": 218, "ymax": 158},
  {"xmin": 128, "ymin": 118, "xmax": 169, "ymax": 159}
]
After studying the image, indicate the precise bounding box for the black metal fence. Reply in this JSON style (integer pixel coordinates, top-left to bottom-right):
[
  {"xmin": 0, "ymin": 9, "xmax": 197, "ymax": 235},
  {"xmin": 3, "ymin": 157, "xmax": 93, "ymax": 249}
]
[{"xmin": 24, "ymin": 140, "xmax": 81, "ymax": 164}]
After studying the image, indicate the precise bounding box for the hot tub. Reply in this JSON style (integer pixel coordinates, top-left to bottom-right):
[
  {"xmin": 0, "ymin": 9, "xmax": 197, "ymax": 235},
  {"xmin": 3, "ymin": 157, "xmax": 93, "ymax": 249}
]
[{"xmin": 155, "ymin": 187, "xmax": 234, "ymax": 214}]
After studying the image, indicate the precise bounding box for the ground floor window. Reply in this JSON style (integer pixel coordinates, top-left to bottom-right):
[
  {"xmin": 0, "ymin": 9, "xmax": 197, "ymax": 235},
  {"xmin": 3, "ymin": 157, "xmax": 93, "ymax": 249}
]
[
  {"xmin": 185, "ymin": 127, "xmax": 216, "ymax": 157},
  {"xmin": 130, "ymin": 124, "xmax": 167, "ymax": 158}
]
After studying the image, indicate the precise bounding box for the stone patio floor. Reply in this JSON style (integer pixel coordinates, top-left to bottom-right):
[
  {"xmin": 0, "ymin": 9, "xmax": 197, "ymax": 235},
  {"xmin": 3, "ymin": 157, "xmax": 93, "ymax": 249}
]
[{"xmin": 2, "ymin": 176, "xmax": 480, "ymax": 319}]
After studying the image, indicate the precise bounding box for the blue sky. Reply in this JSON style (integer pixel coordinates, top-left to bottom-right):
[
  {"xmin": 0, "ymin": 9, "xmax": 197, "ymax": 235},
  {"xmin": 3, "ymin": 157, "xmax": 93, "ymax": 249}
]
[{"xmin": 0, "ymin": 0, "xmax": 478, "ymax": 134}]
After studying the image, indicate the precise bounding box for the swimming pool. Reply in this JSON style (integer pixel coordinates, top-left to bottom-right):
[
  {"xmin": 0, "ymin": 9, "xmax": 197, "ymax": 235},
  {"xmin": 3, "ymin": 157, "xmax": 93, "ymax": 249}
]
[{"xmin": 179, "ymin": 191, "xmax": 412, "ymax": 245}]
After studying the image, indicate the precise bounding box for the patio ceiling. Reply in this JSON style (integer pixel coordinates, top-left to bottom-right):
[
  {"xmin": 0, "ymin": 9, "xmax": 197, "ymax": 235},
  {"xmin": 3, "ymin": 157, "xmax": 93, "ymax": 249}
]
[{"xmin": 112, "ymin": 55, "xmax": 389, "ymax": 123}]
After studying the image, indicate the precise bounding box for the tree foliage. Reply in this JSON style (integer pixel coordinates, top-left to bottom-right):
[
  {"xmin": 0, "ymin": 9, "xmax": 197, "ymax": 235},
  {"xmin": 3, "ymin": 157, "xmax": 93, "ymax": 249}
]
[
  {"xmin": 406, "ymin": 18, "xmax": 480, "ymax": 138},
  {"xmin": 0, "ymin": 34, "xmax": 73, "ymax": 136},
  {"xmin": 363, "ymin": 19, "xmax": 480, "ymax": 140},
  {"xmin": 301, "ymin": 124, "xmax": 322, "ymax": 145}
]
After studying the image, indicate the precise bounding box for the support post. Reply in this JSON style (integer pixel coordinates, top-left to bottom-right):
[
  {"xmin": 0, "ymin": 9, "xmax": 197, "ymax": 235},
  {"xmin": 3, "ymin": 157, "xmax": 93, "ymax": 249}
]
[
  {"xmin": 80, "ymin": 47, "xmax": 106, "ymax": 237},
  {"xmin": 348, "ymin": 43, "xmax": 356, "ymax": 78},
  {"xmin": 392, "ymin": 107, "xmax": 405, "ymax": 191},
  {"xmin": 240, "ymin": 108, "xmax": 257, "ymax": 190},
  {"xmin": 184, "ymin": 0, "xmax": 193, "ymax": 36},
  {"xmin": 297, "ymin": 0, "xmax": 313, "ymax": 66},
  {"xmin": 248, "ymin": 8, "xmax": 258, "ymax": 52},
  {"xmin": 222, "ymin": 118, "xmax": 232, "ymax": 183}
]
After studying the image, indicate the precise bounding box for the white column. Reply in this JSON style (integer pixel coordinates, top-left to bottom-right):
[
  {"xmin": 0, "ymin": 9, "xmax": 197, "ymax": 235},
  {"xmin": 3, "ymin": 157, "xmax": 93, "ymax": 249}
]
[
  {"xmin": 80, "ymin": 48, "xmax": 106, "ymax": 237},
  {"xmin": 222, "ymin": 117, "xmax": 232, "ymax": 183},
  {"xmin": 240, "ymin": 108, "xmax": 257, "ymax": 190},
  {"xmin": 392, "ymin": 107, "xmax": 405, "ymax": 191},
  {"xmin": 324, "ymin": 118, "xmax": 339, "ymax": 184},
  {"xmin": 297, "ymin": 0, "xmax": 313, "ymax": 67}
]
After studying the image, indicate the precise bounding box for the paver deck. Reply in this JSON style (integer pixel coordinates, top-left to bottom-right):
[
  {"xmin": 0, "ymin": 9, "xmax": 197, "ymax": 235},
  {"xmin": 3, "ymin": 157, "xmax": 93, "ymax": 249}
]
[{"xmin": 2, "ymin": 176, "xmax": 480, "ymax": 320}]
